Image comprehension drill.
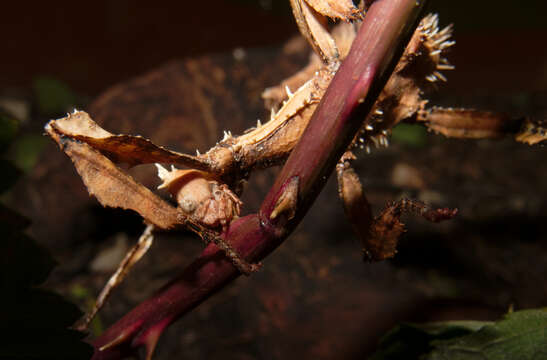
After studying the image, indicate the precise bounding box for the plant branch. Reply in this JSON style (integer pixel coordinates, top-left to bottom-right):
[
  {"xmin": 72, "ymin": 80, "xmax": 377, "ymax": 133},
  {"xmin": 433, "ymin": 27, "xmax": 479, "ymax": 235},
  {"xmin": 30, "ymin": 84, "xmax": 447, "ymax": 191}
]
[{"xmin": 90, "ymin": 1, "xmax": 427, "ymax": 358}]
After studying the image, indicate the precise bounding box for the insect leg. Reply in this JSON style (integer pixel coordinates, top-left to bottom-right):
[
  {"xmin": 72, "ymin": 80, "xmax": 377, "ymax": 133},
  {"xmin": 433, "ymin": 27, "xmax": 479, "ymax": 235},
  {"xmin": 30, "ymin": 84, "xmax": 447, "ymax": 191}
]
[
  {"xmin": 76, "ymin": 224, "xmax": 155, "ymax": 330},
  {"xmin": 336, "ymin": 152, "xmax": 457, "ymax": 261}
]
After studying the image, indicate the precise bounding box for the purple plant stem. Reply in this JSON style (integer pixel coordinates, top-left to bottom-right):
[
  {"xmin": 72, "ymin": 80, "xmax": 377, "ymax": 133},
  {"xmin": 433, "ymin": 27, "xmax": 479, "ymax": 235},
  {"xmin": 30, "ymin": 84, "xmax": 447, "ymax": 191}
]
[{"xmin": 91, "ymin": 1, "xmax": 426, "ymax": 358}]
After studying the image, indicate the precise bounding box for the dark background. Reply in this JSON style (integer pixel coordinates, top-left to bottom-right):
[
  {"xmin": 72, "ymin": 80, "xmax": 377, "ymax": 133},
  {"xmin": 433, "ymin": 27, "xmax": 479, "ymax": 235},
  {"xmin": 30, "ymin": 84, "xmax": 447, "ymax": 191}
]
[
  {"xmin": 1, "ymin": 1, "xmax": 546, "ymax": 359},
  {"xmin": 2, "ymin": 0, "xmax": 547, "ymax": 96}
]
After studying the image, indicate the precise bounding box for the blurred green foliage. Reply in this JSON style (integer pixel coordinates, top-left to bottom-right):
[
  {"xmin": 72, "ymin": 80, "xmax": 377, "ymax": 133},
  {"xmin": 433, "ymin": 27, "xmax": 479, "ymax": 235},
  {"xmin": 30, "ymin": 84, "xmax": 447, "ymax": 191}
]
[
  {"xmin": 0, "ymin": 112, "xmax": 18, "ymax": 151},
  {"xmin": 33, "ymin": 76, "xmax": 77, "ymax": 116},
  {"xmin": 428, "ymin": 309, "xmax": 547, "ymax": 360},
  {"xmin": 70, "ymin": 284, "xmax": 104, "ymax": 337},
  {"xmin": 391, "ymin": 123, "xmax": 428, "ymax": 147},
  {"xmin": 9, "ymin": 134, "xmax": 48, "ymax": 173}
]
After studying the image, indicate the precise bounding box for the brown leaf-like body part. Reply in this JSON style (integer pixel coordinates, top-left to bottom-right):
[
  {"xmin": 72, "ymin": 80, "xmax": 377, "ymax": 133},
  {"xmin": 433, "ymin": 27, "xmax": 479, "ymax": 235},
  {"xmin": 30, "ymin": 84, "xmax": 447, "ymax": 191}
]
[
  {"xmin": 262, "ymin": 53, "xmax": 322, "ymax": 109},
  {"xmin": 364, "ymin": 199, "xmax": 457, "ymax": 261},
  {"xmin": 418, "ymin": 107, "xmax": 522, "ymax": 139},
  {"xmin": 515, "ymin": 118, "xmax": 547, "ymax": 145},
  {"xmin": 49, "ymin": 111, "xmax": 211, "ymax": 171},
  {"xmin": 45, "ymin": 119, "xmax": 185, "ymax": 230},
  {"xmin": 336, "ymin": 151, "xmax": 373, "ymax": 242},
  {"xmin": 47, "ymin": 113, "xmax": 254, "ymax": 275},
  {"xmin": 263, "ymin": 14, "xmax": 456, "ymax": 153},
  {"xmin": 305, "ymin": 0, "xmax": 362, "ymax": 21},
  {"xmin": 290, "ymin": 0, "xmax": 339, "ymax": 62},
  {"xmin": 337, "ymin": 151, "xmax": 457, "ymax": 262},
  {"xmin": 262, "ymin": 22, "xmax": 355, "ymax": 108},
  {"xmin": 365, "ymin": 204, "xmax": 406, "ymax": 261},
  {"xmin": 352, "ymin": 14, "xmax": 454, "ymax": 148},
  {"xmin": 204, "ymin": 65, "xmax": 335, "ymax": 178}
]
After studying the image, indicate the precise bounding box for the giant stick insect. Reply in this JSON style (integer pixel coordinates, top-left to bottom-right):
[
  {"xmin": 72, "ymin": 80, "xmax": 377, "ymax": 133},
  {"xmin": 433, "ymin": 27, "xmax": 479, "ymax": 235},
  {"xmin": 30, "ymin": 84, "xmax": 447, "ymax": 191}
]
[{"xmin": 45, "ymin": 0, "xmax": 545, "ymax": 358}]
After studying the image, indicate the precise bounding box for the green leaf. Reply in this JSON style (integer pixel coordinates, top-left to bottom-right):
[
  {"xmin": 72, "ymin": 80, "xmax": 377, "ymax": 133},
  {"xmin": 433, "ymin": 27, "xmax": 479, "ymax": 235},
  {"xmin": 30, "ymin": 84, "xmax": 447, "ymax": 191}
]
[
  {"xmin": 8, "ymin": 133, "xmax": 48, "ymax": 173},
  {"xmin": 369, "ymin": 321, "xmax": 485, "ymax": 360},
  {"xmin": 370, "ymin": 310, "xmax": 547, "ymax": 360},
  {"xmin": 427, "ymin": 309, "xmax": 547, "ymax": 360}
]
